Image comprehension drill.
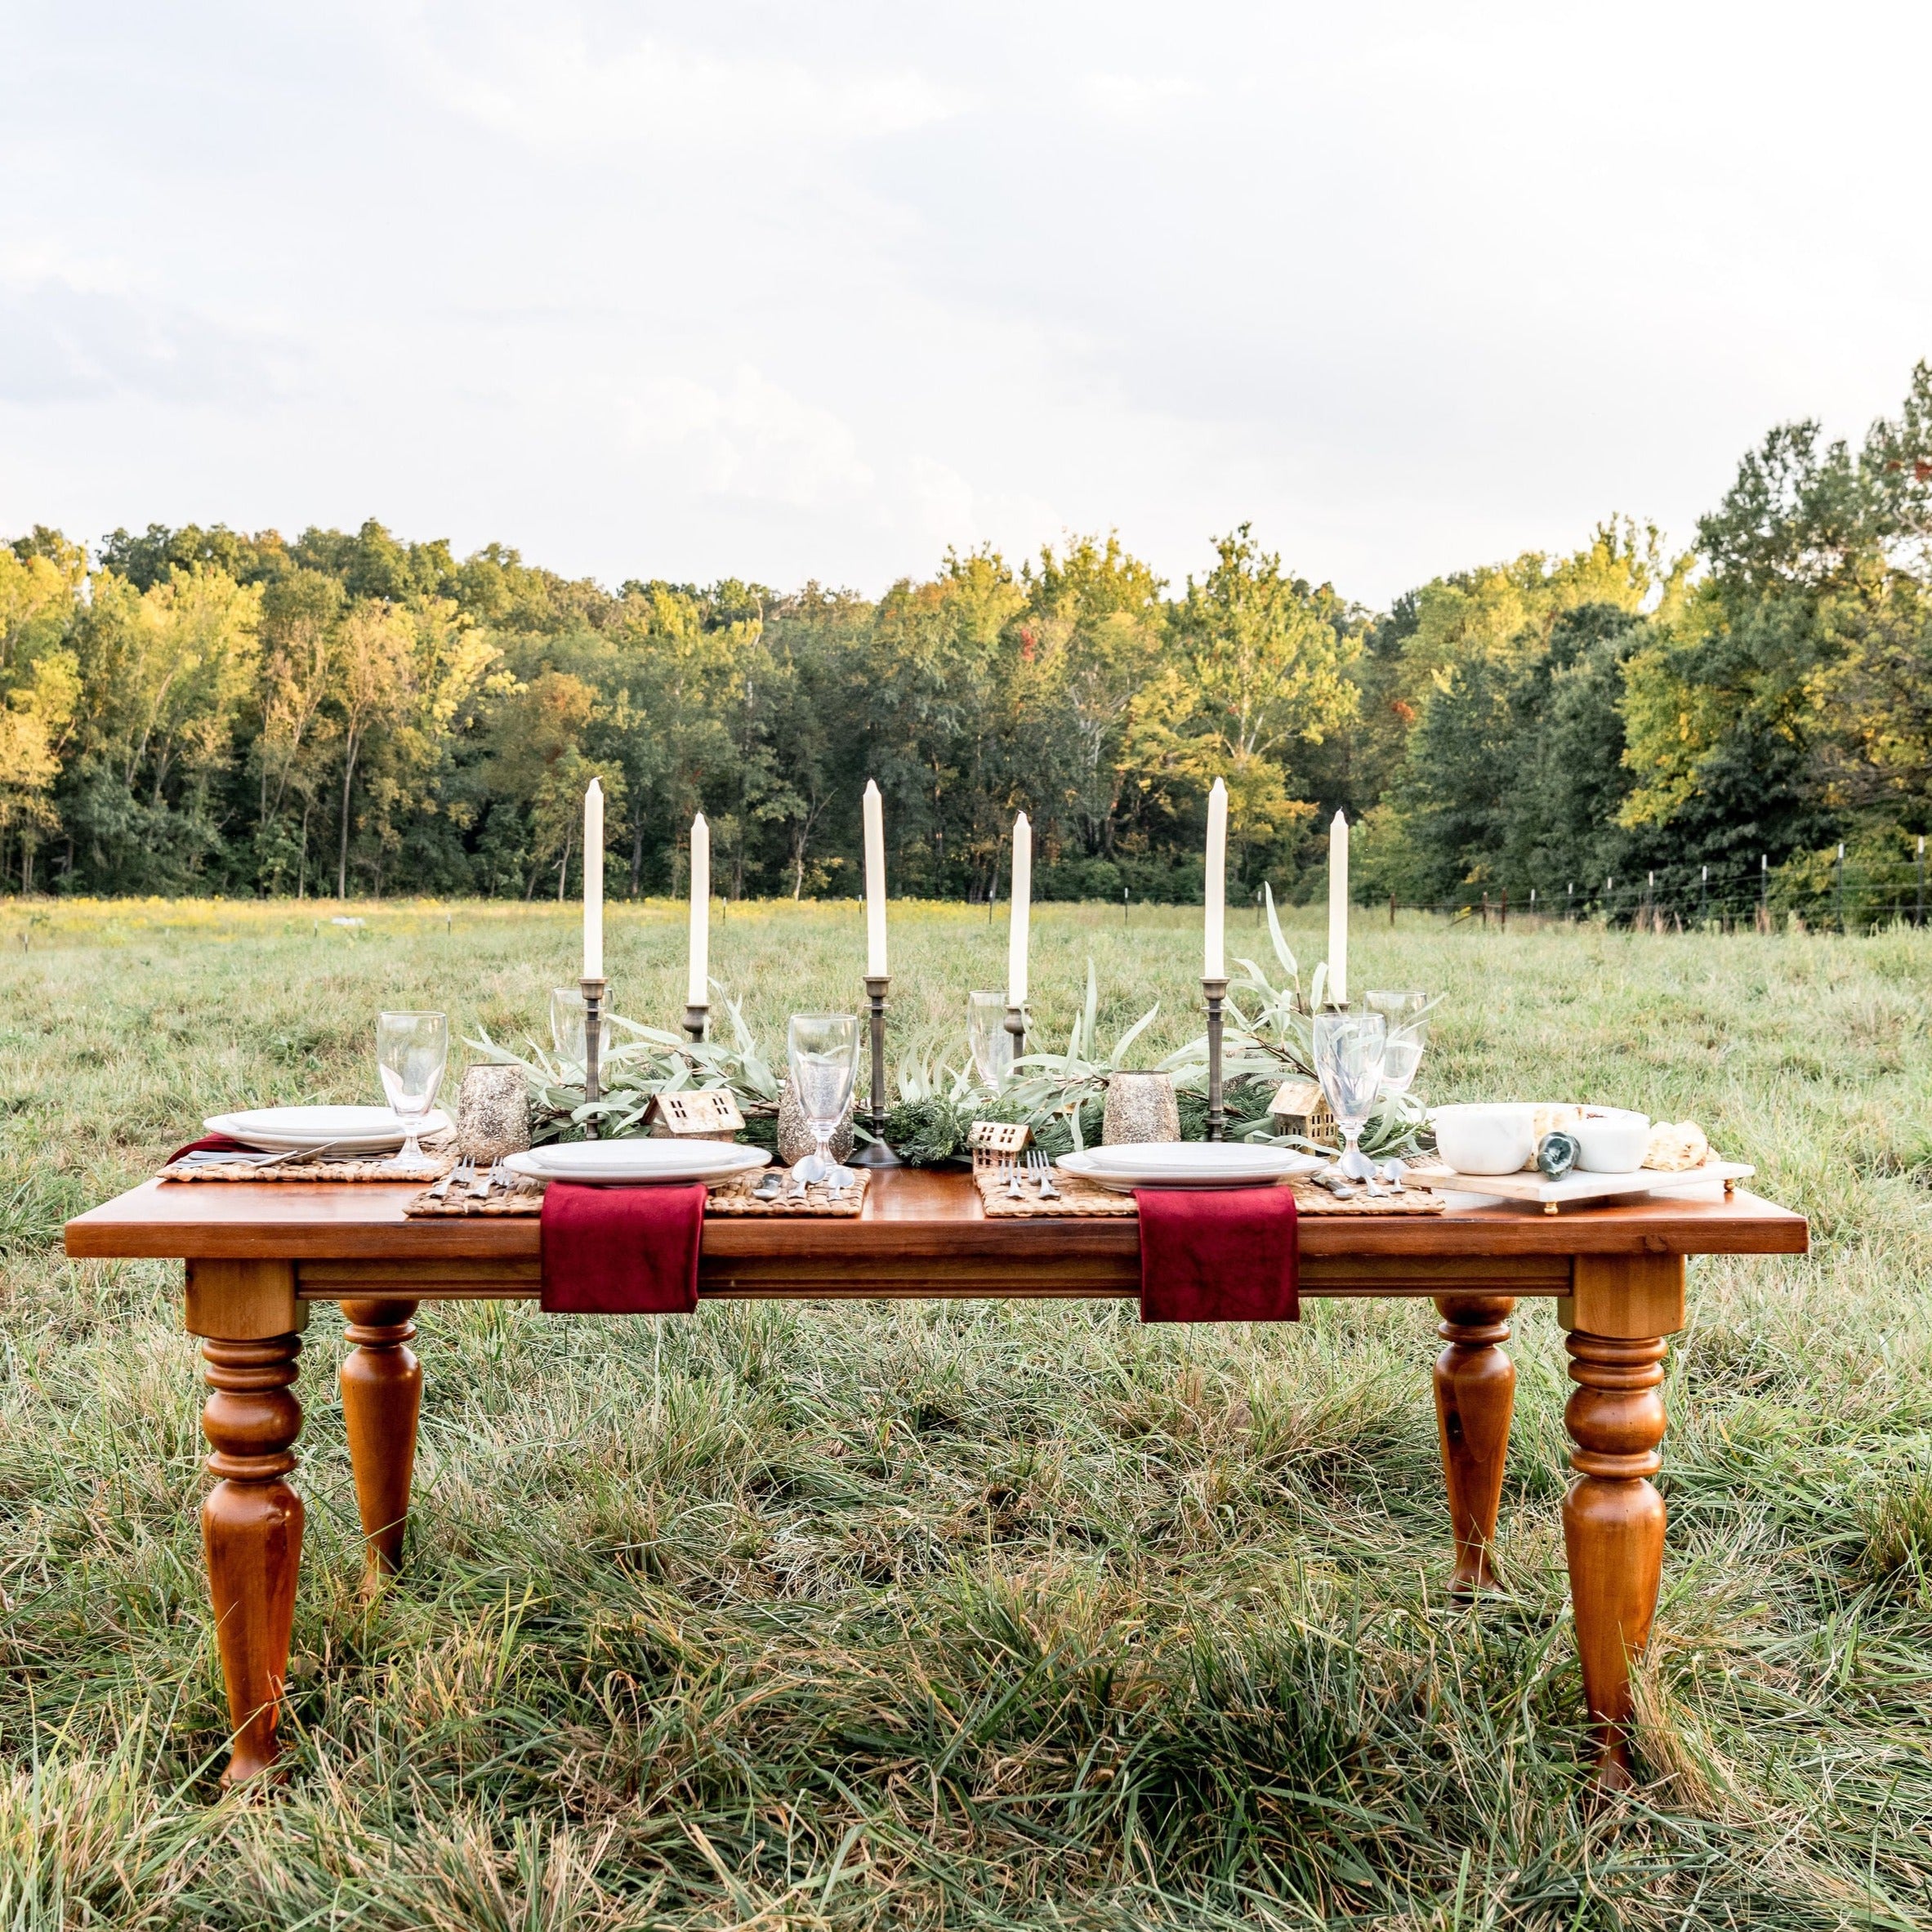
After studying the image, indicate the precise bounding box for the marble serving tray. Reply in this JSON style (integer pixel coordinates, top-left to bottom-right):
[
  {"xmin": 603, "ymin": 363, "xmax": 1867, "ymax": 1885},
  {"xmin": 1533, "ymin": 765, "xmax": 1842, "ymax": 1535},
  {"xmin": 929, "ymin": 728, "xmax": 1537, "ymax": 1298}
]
[{"xmin": 1407, "ymin": 1157, "xmax": 1754, "ymax": 1214}]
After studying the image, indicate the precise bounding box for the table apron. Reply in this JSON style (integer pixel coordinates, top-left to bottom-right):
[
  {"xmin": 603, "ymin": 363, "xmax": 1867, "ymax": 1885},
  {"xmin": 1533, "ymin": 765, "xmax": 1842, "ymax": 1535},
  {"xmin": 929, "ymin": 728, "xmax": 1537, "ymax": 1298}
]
[{"xmin": 292, "ymin": 1252, "xmax": 1576, "ymax": 1302}]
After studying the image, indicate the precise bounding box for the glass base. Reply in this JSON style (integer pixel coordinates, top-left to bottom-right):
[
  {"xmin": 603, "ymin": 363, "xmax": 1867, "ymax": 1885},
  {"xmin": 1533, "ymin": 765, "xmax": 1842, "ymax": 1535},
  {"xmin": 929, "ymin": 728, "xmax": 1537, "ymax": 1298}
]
[
  {"xmin": 1333, "ymin": 1142, "xmax": 1379, "ymax": 1181},
  {"xmin": 850, "ymin": 1137, "xmax": 901, "ymax": 1167}
]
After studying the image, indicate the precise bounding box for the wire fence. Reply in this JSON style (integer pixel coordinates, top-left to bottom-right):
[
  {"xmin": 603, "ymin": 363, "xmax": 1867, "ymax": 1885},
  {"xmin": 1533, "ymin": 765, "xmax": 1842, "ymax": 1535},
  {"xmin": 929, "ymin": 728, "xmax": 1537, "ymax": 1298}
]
[{"xmin": 1331, "ymin": 841, "xmax": 1931, "ymax": 935}]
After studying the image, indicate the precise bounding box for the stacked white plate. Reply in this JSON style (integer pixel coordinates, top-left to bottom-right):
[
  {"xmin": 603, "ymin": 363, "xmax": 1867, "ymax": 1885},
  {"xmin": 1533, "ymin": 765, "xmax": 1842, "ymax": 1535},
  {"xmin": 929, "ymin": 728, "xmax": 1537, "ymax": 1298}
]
[
  {"xmin": 1055, "ymin": 1141, "xmax": 1323, "ymax": 1193},
  {"xmin": 204, "ymin": 1105, "xmax": 450, "ymax": 1153},
  {"xmin": 504, "ymin": 1141, "xmax": 770, "ymax": 1185}
]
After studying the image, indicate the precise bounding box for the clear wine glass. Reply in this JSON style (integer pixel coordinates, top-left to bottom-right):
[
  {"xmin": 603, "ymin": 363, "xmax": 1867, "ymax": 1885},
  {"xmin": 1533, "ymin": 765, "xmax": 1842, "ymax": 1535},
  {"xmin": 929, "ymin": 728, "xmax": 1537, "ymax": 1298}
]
[
  {"xmin": 1313, "ymin": 1011, "xmax": 1386, "ymax": 1181},
  {"xmin": 1379, "ymin": 1031, "xmax": 1425, "ymax": 1100},
  {"xmin": 377, "ymin": 1011, "xmax": 448, "ymax": 1166},
  {"xmin": 966, "ymin": 990, "xmax": 1013, "ymax": 1091},
  {"xmin": 788, "ymin": 1013, "xmax": 860, "ymax": 1189},
  {"xmin": 1365, "ymin": 988, "xmax": 1429, "ymax": 1037},
  {"xmin": 550, "ymin": 987, "xmax": 591, "ymax": 1065}
]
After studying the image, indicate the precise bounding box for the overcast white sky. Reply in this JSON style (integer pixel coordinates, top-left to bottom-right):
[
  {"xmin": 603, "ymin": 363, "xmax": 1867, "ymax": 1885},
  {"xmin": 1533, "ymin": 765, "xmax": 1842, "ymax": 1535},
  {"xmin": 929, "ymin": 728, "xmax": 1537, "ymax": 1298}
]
[{"xmin": 3, "ymin": 1, "xmax": 1929, "ymax": 607}]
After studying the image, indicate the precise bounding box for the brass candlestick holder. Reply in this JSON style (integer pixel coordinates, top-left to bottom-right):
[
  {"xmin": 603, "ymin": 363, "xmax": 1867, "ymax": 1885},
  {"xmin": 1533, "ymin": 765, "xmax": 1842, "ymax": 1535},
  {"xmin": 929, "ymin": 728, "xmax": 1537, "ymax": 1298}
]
[
  {"xmin": 580, "ymin": 975, "xmax": 607, "ymax": 1140},
  {"xmin": 1202, "ymin": 975, "xmax": 1228, "ymax": 1142},
  {"xmin": 682, "ymin": 1003, "xmax": 709, "ymax": 1044},
  {"xmin": 850, "ymin": 974, "xmax": 900, "ymax": 1167}
]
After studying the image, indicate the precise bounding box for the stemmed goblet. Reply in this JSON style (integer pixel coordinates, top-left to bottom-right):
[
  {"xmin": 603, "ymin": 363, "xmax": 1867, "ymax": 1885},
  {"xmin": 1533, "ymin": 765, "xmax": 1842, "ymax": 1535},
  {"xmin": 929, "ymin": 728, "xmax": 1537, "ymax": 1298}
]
[
  {"xmin": 966, "ymin": 990, "xmax": 1013, "ymax": 1091},
  {"xmin": 1313, "ymin": 1011, "xmax": 1387, "ymax": 1182},
  {"xmin": 377, "ymin": 1010, "xmax": 448, "ymax": 1166},
  {"xmin": 1365, "ymin": 988, "xmax": 1429, "ymax": 1101},
  {"xmin": 788, "ymin": 1013, "xmax": 860, "ymax": 1190}
]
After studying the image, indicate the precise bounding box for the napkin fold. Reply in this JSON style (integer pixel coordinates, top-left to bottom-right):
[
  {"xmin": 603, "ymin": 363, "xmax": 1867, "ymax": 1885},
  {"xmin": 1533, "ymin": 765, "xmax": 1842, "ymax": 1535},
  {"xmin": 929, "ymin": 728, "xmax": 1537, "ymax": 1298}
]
[
  {"xmin": 539, "ymin": 1180, "xmax": 706, "ymax": 1314},
  {"xmin": 1133, "ymin": 1184, "xmax": 1300, "ymax": 1323},
  {"xmin": 167, "ymin": 1134, "xmax": 248, "ymax": 1163}
]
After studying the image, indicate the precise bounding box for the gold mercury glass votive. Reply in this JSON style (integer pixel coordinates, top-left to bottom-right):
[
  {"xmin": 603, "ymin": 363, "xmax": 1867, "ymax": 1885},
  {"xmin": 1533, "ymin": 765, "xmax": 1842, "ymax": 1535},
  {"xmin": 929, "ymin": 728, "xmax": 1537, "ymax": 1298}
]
[{"xmin": 1101, "ymin": 1071, "xmax": 1181, "ymax": 1144}]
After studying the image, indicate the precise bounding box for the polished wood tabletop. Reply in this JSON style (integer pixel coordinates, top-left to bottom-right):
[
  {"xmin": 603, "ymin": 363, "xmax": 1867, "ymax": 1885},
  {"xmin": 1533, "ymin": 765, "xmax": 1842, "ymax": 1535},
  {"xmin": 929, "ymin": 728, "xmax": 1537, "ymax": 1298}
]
[{"xmin": 63, "ymin": 1162, "xmax": 1809, "ymax": 1794}]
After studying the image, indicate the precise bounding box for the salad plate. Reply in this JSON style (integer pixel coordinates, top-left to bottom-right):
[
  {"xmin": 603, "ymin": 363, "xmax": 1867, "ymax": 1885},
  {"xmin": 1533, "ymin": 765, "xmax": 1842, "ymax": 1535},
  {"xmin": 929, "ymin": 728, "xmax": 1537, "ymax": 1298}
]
[
  {"xmin": 205, "ymin": 1106, "xmax": 450, "ymax": 1153},
  {"xmin": 504, "ymin": 1141, "xmax": 770, "ymax": 1185},
  {"xmin": 1057, "ymin": 1142, "xmax": 1323, "ymax": 1193}
]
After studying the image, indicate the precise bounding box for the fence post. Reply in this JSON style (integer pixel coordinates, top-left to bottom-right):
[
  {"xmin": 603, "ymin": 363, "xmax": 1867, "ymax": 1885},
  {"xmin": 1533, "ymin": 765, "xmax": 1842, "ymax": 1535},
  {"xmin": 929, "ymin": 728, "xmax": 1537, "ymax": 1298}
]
[
  {"xmin": 1700, "ymin": 863, "xmax": 1707, "ymax": 927},
  {"xmin": 1481, "ymin": 891, "xmax": 1489, "ymax": 929},
  {"xmin": 1389, "ymin": 892, "xmax": 1396, "ymax": 927},
  {"xmin": 1646, "ymin": 869, "xmax": 1655, "ymax": 932},
  {"xmin": 1760, "ymin": 854, "xmax": 1769, "ymax": 932},
  {"xmin": 1919, "ymin": 835, "xmax": 1925, "ymax": 928},
  {"xmin": 1500, "ymin": 890, "xmax": 1508, "ymax": 931},
  {"xmin": 1837, "ymin": 842, "xmax": 1846, "ymax": 933},
  {"xmin": 1568, "ymin": 882, "xmax": 1574, "ymax": 922}
]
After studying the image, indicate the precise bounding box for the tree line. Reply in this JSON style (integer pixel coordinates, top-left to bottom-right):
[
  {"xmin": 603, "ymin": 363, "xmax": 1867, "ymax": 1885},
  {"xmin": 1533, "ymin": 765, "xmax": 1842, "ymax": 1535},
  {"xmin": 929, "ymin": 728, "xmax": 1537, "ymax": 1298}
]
[{"xmin": 3, "ymin": 364, "xmax": 1928, "ymax": 915}]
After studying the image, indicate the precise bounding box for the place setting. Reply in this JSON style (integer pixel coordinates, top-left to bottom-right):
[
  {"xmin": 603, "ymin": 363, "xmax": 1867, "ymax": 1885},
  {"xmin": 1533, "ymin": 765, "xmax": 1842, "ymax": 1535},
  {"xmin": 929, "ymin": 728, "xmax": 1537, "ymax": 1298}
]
[{"xmin": 160, "ymin": 1011, "xmax": 457, "ymax": 1183}]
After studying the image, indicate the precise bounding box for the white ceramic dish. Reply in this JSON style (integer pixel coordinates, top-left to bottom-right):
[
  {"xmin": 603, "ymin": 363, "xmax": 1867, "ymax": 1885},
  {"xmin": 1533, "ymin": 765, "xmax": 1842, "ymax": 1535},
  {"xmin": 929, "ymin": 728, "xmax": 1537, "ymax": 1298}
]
[
  {"xmin": 1573, "ymin": 1108, "xmax": 1651, "ymax": 1172},
  {"xmin": 1057, "ymin": 1142, "xmax": 1323, "ymax": 1192},
  {"xmin": 1430, "ymin": 1104, "xmax": 1537, "ymax": 1176},
  {"xmin": 205, "ymin": 1105, "xmax": 451, "ymax": 1152},
  {"xmin": 504, "ymin": 1141, "xmax": 770, "ymax": 1185}
]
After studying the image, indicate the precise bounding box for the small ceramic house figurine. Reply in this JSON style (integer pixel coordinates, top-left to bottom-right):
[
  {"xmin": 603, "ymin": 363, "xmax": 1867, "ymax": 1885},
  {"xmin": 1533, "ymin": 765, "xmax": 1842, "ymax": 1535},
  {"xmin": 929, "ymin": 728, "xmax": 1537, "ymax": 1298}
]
[
  {"xmin": 1269, "ymin": 1078, "xmax": 1336, "ymax": 1145},
  {"xmin": 968, "ymin": 1118, "xmax": 1029, "ymax": 1177},
  {"xmin": 648, "ymin": 1089, "xmax": 744, "ymax": 1143}
]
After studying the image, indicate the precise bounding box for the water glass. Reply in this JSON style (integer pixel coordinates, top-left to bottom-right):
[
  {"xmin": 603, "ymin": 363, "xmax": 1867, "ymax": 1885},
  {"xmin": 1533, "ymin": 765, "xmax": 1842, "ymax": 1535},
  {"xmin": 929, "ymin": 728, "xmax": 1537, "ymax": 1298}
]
[
  {"xmin": 550, "ymin": 987, "xmax": 594, "ymax": 1066},
  {"xmin": 966, "ymin": 990, "xmax": 1013, "ymax": 1090},
  {"xmin": 377, "ymin": 1011, "xmax": 448, "ymax": 1165},
  {"xmin": 1380, "ymin": 1030, "xmax": 1425, "ymax": 1100},
  {"xmin": 787, "ymin": 1013, "xmax": 859, "ymax": 1189},
  {"xmin": 1364, "ymin": 989, "xmax": 1430, "ymax": 1037},
  {"xmin": 1313, "ymin": 1011, "xmax": 1386, "ymax": 1180}
]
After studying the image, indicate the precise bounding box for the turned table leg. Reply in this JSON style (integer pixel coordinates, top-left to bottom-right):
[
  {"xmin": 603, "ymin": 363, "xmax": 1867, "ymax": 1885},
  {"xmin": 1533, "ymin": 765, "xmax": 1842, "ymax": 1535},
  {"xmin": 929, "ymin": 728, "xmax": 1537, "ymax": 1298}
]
[
  {"xmin": 200, "ymin": 1332, "xmax": 306, "ymax": 1786},
  {"xmin": 187, "ymin": 1259, "xmax": 309, "ymax": 1787},
  {"xmin": 340, "ymin": 1299, "xmax": 422, "ymax": 1589},
  {"xmin": 1559, "ymin": 1253, "xmax": 1684, "ymax": 1787},
  {"xmin": 1433, "ymin": 1294, "xmax": 1515, "ymax": 1592}
]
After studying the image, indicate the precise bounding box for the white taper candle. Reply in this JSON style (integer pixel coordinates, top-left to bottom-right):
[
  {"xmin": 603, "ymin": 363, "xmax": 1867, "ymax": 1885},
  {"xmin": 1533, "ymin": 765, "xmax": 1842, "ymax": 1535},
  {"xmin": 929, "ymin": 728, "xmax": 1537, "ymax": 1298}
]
[
  {"xmin": 1204, "ymin": 777, "xmax": 1227, "ymax": 979},
  {"xmin": 1327, "ymin": 810, "xmax": 1350, "ymax": 1006},
  {"xmin": 582, "ymin": 778, "xmax": 604, "ymax": 979},
  {"xmin": 686, "ymin": 812, "xmax": 710, "ymax": 1008},
  {"xmin": 1006, "ymin": 812, "xmax": 1031, "ymax": 1006},
  {"xmin": 863, "ymin": 779, "xmax": 887, "ymax": 977}
]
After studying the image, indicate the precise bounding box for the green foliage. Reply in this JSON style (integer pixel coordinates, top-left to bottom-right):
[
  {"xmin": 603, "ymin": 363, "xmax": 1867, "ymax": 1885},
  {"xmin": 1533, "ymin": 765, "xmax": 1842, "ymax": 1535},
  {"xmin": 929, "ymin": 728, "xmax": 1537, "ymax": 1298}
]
[{"xmin": 8, "ymin": 364, "xmax": 1932, "ymax": 915}]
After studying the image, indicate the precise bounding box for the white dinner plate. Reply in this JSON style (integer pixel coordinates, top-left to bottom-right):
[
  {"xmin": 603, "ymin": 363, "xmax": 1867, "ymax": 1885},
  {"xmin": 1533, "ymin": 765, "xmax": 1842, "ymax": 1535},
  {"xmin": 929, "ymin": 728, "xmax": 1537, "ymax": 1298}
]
[
  {"xmin": 205, "ymin": 1106, "xmax": 451, "ymax": 1152},
  {"xmin": 1057, "ymin": 1142, "xmax": 1323, "ymax": 1192},
  {"xmin": 504, "ymin": 1141, "xmax": 770, "ymax": 1185}
]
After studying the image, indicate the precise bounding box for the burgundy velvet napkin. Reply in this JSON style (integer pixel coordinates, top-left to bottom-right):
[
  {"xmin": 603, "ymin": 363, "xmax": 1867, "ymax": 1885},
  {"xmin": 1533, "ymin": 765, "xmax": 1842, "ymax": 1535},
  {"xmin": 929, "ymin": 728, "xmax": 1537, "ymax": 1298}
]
[
  {"xmin": 1133, "ymin": 1184, "xmax": 1300, "ymax": 1323},
  {"xmin": 167, "ymin": 1134, "xmax": 248, "ymax": 1163},
  {"xmin": 539, "ymin": 1180, "xmax": 706, "ymax": 1314}
]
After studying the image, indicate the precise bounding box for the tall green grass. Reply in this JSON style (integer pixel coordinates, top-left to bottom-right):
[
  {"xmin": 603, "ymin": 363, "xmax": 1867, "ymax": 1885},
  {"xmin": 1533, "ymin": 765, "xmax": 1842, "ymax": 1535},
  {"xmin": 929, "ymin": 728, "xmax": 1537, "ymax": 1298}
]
[{"xmin": 3, "ymin": 896, "xmax": 1930, "ymax": 1927}]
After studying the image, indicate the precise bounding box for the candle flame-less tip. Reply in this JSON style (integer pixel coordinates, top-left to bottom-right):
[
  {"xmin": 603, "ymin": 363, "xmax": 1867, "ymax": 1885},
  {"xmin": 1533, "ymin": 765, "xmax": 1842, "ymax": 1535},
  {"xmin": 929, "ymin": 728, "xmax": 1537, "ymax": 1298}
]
[{"xmin": 864, "ymin": 778, "xmax": 880, "ymax": 797}]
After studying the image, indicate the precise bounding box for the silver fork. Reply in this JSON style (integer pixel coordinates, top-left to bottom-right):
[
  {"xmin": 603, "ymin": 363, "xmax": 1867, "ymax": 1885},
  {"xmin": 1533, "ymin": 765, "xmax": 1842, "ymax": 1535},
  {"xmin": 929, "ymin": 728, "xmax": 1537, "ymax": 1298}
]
[
  {"xmin": 1004, "ymin": 1153, "xmax": 1025, "ymax": 1198},
  {"xmin": 427, "ymin": 1158, "xmax": 473, "ymax": 1202},
  {"xmin": 468, "ymin": 1158, "xmax": 498, "ymax": 1200},
  {"xmin": 1028, "ymin": 1149, "xmax": 1061, "ymax": 1199}
]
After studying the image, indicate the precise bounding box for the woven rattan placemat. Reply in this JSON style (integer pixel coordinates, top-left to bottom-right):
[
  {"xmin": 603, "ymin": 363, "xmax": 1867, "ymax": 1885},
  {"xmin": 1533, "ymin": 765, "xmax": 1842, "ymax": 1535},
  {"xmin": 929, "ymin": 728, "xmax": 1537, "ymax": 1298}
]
[
  {"xmin": 160, "ymin": 1140, "xmax": 457, "ymax": 1185},
  {"xmin": 973, "ymin": 1169, "xmax": 1445, "ymax": 1217},
  {"xmin": 404, "ymin": 1168, "xmax": 869, "ymax": 1218}
]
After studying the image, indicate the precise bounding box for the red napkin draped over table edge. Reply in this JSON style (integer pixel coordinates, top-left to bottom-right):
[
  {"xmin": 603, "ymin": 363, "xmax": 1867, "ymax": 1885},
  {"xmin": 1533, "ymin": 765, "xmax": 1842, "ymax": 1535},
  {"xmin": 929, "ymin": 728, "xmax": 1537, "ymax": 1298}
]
[
  {"xmin": 167, "ymin": 1134, "xmax": 248, "ymax": 1163},
  {"xmin": 1133, "ymin": 1184, "xmax": 1300, "ymax": 1323},
  {"xmin": 539, "ymin": 1180, "xmax": 706, "ymax": 1314}
]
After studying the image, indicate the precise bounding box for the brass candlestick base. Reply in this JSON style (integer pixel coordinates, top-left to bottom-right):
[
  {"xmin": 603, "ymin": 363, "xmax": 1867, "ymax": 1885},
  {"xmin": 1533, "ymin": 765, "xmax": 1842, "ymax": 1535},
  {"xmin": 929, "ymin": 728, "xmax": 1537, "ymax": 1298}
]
[
  {"xmin": 580, "ymin": 975, "xmax": 607, "ymax": 1140},
  {"xmin": 1005, "ymin": 1003, "xmax": 1028, "ymax": 1060},
  {"xmin": 850, "ymin": 974, "xmax": 900, "ymax": 1167},
  {"xmin": 682, "ymin": 1003, "xmax": 709, "ymax": 1044},
  {"xmin": 1202, "ymin": 975, "xmax": 1229, "ymax": 1142}
]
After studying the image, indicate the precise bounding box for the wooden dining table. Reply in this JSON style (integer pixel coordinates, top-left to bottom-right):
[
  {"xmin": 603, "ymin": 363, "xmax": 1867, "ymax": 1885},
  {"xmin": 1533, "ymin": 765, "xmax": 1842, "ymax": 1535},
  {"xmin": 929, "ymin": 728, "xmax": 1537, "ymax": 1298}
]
[{"xmin": 65, "ymin": 1166, "xmax": 1807, "ymax": 1791}]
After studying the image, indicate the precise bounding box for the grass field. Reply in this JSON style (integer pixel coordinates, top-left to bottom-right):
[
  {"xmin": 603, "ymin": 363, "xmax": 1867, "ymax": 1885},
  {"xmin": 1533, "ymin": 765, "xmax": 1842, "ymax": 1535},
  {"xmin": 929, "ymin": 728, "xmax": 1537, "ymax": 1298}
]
[{"xmin": 4, "ymin": 895, "xmax": 1932, "ymax": 1929}]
